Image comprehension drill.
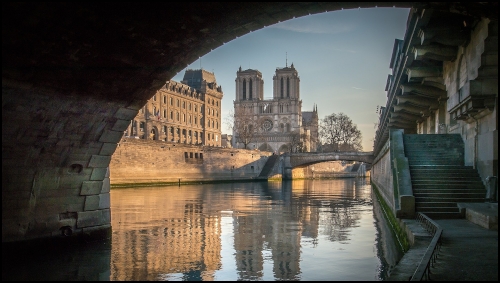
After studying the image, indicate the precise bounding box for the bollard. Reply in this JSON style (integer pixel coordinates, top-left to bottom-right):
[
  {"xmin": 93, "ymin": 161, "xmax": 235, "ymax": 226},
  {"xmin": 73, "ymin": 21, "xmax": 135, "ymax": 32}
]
[{"xmin": 178, "ymin": 178, "xmax": 181, "ymax": 186}]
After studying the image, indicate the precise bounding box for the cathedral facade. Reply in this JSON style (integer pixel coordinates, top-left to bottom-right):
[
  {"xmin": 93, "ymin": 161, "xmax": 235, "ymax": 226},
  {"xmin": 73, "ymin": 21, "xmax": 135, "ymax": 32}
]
[
  {"xmin": 232, "ymin": 64, "xmax": 318, "ymax": 152},
  {"xmin": 125, "ymin": 69, "xmax": 223, "ymax": 147}
]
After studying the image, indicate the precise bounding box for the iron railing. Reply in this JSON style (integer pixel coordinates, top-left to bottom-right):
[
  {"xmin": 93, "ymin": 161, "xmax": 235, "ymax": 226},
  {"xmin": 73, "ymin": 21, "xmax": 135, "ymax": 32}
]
[{"xmin": 410, "ymin": 213, "xmax": 443, "ymax": 281}]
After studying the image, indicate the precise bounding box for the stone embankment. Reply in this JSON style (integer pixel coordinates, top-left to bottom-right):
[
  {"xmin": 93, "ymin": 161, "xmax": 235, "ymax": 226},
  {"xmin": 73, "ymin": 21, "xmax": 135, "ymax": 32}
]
[{"xmin": 109, "ymin": 138, "xmax": 364, "ymax": 186}]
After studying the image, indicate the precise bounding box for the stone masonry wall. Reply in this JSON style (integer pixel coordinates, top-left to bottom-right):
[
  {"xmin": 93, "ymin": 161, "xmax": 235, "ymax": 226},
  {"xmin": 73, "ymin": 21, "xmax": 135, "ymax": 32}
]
[
  {"xmin": 370, "ymin": 138, "xmax": 395, "ymax": 215},
  {"xmin": 109, "ymin": 138, "xmax": 273, "ymax": 185},
  {"xmin": 444, "ymin": 18, "xmax": 498, "ymax": 182}
]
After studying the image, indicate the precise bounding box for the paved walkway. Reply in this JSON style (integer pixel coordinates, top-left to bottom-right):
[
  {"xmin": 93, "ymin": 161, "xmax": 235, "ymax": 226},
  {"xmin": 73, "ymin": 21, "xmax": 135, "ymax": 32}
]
[
  {"xmin": 428, "ymin": 219, "xmax": 498, "ymax": 281},
  {"xmin": 387, "ymin": 203, "xmax": 498, "ymax": 281}
]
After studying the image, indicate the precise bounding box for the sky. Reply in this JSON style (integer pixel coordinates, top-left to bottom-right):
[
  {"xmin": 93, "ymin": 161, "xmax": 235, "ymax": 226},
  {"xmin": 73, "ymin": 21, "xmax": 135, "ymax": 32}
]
[{"xmin": 172, "ymin": 7, "xmax": 410, "ymax": 151}]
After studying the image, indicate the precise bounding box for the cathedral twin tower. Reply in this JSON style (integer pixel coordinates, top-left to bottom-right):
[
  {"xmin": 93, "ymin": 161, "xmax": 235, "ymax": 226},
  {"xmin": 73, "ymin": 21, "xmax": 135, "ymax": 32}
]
[{"xmin": 233, "ymin": 64, "xmax": 318, "ymax": 153}]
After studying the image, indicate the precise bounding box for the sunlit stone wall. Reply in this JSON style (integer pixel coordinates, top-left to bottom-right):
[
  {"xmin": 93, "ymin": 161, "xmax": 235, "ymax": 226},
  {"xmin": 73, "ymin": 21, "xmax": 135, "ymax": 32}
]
[{"xmin": 109, "ymin": 138, "xmax": 273, "ymax": 185}]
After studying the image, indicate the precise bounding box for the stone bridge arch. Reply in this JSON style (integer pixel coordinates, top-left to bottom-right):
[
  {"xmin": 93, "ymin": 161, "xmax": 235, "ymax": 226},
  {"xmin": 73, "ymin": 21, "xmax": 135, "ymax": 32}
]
[
  {"xmin": 288, "ymin": 152, "xmax": 375, "ymax": 168},
  {"xmin": 2, "ymin": 2, "xmax": 496, "ymax": 243}
]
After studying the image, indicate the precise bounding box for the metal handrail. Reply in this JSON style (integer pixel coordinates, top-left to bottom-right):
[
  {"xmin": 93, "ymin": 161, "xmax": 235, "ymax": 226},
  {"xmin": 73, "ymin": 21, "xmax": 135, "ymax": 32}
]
[{"xmin": 410, "ymin": 213, "xmax": 443, "ymax": 281}]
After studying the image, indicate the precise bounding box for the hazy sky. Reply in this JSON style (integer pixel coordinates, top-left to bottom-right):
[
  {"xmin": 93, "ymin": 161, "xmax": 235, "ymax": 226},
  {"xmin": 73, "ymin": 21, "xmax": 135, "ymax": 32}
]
[{"xmin": 172, "ymin": 7, "xmax": 410, "ymax": 151}]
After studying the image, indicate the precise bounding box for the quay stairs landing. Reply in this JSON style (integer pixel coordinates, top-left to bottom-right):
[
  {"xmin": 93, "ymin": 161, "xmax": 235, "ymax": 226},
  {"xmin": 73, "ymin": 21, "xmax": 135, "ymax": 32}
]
[{"xmin": 404, "ymin": 134, "xmax": 486, "ymax": 219}]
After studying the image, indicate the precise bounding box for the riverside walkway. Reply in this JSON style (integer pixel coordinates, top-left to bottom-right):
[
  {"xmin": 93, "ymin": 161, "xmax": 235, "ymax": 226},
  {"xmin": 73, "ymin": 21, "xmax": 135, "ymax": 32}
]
[{"xmin": 387, "ymin": 203, "xmax": 498, "ymax": 281}]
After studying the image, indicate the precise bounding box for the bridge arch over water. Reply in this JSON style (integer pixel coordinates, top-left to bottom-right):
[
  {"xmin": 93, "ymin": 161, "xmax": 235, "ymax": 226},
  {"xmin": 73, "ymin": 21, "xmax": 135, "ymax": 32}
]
[
  {"xmin": 2, "ymin": 2, "xmax": 496, "ymax": 243},
  {"xmin": 287, "ymin": 152, "xmax": 374, "ymax": 168}
]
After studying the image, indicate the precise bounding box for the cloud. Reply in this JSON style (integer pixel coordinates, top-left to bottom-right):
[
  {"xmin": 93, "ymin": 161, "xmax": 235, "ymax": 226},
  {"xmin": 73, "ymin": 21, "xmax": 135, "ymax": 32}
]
[{"xmin": 270, "ymin": 21, "xmax": 355, "ymax": 34}]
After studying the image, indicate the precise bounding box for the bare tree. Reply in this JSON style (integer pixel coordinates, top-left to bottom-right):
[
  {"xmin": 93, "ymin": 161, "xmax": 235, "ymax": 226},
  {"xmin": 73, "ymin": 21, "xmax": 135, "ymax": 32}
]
[
  {"xmin": 226, "ymin": 107, "xmax": 261, "ymax": 149},
  {"xmin": 289, "ymin": 131, "xmax": 305, "ymax": 153},
  {"xmin": 319, "ymin": 112, "xmax": 363, "ymax": 151}
]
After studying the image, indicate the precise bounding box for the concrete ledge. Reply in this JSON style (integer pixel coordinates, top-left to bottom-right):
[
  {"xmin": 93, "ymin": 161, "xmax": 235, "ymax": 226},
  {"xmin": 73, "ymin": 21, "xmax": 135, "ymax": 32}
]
[
  {"xmin": 387, "ymin": 219, "xmax": 432, "ymax": 280},
  {"xmin": 458, "ymin": 202, "xmax": 498, "ymax": 230}
]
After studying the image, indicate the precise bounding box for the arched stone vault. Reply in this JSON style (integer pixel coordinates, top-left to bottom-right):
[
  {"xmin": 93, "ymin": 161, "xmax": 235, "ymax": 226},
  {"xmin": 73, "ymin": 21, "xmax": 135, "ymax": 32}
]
[{"xmin": 2, "ymin": 2, "xmax": 497, "ymax": 242}]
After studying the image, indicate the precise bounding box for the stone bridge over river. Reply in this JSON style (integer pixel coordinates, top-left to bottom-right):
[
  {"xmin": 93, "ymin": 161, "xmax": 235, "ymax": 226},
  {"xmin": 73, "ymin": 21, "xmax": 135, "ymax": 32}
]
[
  {"xmin": 2, "ymin": 2, "xmax": 496, "ymax": 244},
  {"xmin": 279, "ymin": 152, "xmax": 374, "ymax": 180},
  {"xmin": 287, "ymin": 152, "xmax": 374, "ymax": 168}
]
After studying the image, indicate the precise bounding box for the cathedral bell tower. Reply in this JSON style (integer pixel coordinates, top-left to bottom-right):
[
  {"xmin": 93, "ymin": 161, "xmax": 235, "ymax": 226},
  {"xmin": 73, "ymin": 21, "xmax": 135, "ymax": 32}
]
[
  {"xmin": 235, "ymin": 67, "xmax": 264, "ymax": 102},
  {"xmin": 273, "ymin": 63, "xmax": 300, "ymax": 100}
]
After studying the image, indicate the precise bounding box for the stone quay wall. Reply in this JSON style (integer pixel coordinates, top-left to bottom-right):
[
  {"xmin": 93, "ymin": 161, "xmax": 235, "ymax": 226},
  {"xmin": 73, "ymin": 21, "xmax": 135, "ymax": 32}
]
[{"xmin": 109, "ymin": 138, "xmax": 273, "ymax": 185}]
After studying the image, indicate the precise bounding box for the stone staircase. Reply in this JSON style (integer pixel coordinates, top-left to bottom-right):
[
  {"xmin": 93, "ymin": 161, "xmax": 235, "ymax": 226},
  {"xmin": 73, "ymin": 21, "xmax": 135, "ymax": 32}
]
[
  {"xmin": 258, "ymin": 154, "xmax": 279, "ymax": 178},
  {"xmin": 403, "ymin": 134, "xmax": 486, "ymax": 219}
]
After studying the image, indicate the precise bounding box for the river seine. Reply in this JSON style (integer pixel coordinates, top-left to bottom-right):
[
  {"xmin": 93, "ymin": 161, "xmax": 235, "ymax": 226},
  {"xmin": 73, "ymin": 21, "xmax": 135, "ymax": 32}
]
[{"xmin": 2, "ymin": 178, "xmax": 403, "ymax": 281}]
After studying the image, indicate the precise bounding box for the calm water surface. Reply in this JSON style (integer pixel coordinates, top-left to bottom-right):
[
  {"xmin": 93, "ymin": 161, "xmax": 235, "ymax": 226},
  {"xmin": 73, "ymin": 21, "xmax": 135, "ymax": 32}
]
[
  {"xmin": 110, "ymin": 178, "xmax": 400, "ymax": 281},
  {"xmin": 2, "ymin": 178, "xmax": 403, "ymax": 281}
]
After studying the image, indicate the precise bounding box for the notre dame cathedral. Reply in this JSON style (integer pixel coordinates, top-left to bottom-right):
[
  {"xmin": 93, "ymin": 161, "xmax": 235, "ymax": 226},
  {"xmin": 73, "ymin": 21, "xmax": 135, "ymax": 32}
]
[{"xmin": 233, "ymin": 63, "xmax": 318, "ymax": 152}]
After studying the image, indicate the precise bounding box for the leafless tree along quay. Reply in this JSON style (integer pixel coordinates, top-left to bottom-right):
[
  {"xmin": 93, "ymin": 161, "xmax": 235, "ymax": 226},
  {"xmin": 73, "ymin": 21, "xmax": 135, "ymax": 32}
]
[
  {"xmin": 225, "ymin": 108, "xmax": 263, "ymax": 149},
  {"xmin": 319, "ymin": 112, "xmax": 363, "ymax": 152}
]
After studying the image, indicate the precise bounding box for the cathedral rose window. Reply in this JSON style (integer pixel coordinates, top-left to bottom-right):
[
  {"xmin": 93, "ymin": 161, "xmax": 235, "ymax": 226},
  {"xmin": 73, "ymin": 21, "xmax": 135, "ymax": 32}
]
[{"xmin": 263, "ymin": 120, "xmax": 273, "ymax": 132}]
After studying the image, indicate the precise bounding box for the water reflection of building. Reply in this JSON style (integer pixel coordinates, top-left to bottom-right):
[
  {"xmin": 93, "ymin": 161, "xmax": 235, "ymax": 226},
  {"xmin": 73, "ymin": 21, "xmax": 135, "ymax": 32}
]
[
  {"xmin": 110, "ymin": 190, "xmax": 222, "ymax": 281},
  {"xmin": 233, "ymin": 214, "xmax": 265, "ymax": 280},
  {"xmin": 111, "ymin": 180, "xmax": 370, "ymax": 280}
]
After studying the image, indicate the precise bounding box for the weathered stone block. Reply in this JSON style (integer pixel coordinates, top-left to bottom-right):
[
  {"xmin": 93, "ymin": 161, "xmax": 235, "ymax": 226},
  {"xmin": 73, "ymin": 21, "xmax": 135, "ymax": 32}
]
[
  {"xmin": 112, "ymin": 119, "xmax": 131, "ymax": 132},
  {"xmin": 115, "ymin": 107, "xmax": 139, "ymax": 120},
  {"xmin": 77, "ymin": 209, "xmax": 110, "ymax": 228},
  {"xmin": 101, "ymin": 177, "xmax": 110, "ymax": 193},
  {"xmin": 88, "ymin": 155, "xmax": 111, "ymax": 168},
  {"xmin": 100, "ymin": 143, "xmax": 118, "ymax": 156},
  {"xmin": 90, "ymin": 168, "xmax": 108, "ymax": 180},
  {"xmin": 99, "ymin": 193, "xmax": 110, "ymax": 209},
  {"xmin": 99, "ymin": 130, "xmax": 124, "ymax": 143},
  {"xmin": 80, "ymin": 181, "xmax": 103, "ymax": 195},
  {"xmin": 84, "ymin": 195, "xmax": 100, "ymax": 211}
]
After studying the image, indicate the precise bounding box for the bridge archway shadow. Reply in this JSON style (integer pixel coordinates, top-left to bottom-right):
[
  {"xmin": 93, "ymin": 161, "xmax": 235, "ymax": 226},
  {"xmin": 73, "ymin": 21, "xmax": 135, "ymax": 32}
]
[{"xmin": 2, "ymin": 2, "xmax": 496, "ymax": 242}]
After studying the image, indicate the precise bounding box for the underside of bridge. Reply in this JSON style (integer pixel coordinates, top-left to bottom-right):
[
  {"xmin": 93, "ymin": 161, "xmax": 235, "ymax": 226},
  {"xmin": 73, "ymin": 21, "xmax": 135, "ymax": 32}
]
[{"xmin": 2, "ymin": 2, "xmax": 496, "ymax": 243}]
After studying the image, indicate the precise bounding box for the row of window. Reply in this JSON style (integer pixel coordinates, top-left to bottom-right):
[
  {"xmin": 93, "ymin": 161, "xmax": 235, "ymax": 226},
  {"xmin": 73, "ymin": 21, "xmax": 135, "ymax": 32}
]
[
  {"xmin": 143, "ymin": 101, "xmax": 218, "ymax": 118},
  {"xmin": 150, "ymin": 96, "xmax": 203, "ymax": 112},
  {"xmin": 241, "ymin": 104, "xmax": 291, "ymax": 114},
  {"xmin": 184, "ymin": 152, "xmax": 203, "ymax": 159},
  {"xmin": 164, "ymin": 83, "xmax": 203, "ymax": 100}
]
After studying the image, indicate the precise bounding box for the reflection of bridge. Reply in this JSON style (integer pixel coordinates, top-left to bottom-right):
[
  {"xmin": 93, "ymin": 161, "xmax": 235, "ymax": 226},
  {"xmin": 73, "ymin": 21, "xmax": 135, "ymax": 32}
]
[{"xmin": 280, "ymin": 152, "xmax": 374, "ymax": 180}]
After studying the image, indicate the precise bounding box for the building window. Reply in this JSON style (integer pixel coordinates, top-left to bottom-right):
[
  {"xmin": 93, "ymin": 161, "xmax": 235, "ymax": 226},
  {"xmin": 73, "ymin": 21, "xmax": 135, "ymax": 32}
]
[
  {"xmin": 170, "ymin": 97, "xmax": 173, "ymax": 105},
  {"xmin": 177, "ymin": 99, "xmax": 180, "ymax": 107},
  {"xmin": 163, "ymin": 125, "xmax": 167, "ymax": 132},
  {"xmin": 183, "ymin": 101, "xmax": 186, "ymax": 109},
  {"xmin": 287, "ymin": 77, "xmax": 290, "ymax": 97},
  {"xmin": 189, "ymin": 103, "xmax": 192, "ymax": 111},
  {"xmin": 170, "ymin": 111, "xmax": 173, "ymax": 120},
  {"xmin": 140, "ymin": 122, "xmax": 145, "ymax": 132},
  {"xmin": 280, "ymin": 77, "xmax": 284, "ymax": 98},
  {"xmin": 163, "ymin": 95, "xmax": 166, "ymax": 104},
  {"xmin": 195, "ymin": 105, "xmax": 197, "ymax": 112},
  {"xmin": 176, "ymin": 112, "xmax": 179, "ymax": 121},
  {"xmin": 249, "ymin": 79, "xmax": 253, "ymax": 99},
  {"xmin": 153, "ymin": 95, "xmax": 157, "ymax": 101},
  {"xmin": 194, "ymin": 117, "xmax": 197, "ymax": 125},
  {"xmin": 163, "ymin": 110, "xmax": 167, "ymax": 118},
  {"xmin": 183, "ymin": 114, "xmax": 186, "ymax": 122},
  {"xmin": 243, "ymin": 79, "xmax": 246, "ymax": 100}
]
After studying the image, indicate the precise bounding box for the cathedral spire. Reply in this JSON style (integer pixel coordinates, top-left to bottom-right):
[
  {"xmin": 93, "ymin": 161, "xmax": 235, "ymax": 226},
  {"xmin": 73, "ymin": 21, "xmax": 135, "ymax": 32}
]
[{"xmin": 285, "ymin": 52, "xmax": 287, "ymax": 67}]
